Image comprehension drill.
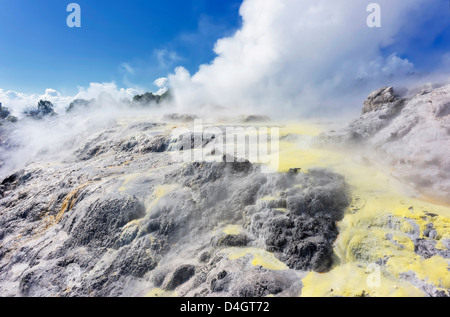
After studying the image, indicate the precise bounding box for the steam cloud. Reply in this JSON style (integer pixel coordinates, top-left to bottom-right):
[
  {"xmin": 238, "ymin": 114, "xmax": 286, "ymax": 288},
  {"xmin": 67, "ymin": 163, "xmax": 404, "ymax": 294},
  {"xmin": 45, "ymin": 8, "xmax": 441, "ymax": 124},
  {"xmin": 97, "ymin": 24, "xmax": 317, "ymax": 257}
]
[
  {"xmin": 168, "ymin": 0, "xmax": 450, "ymax": 118},
  {"xmin": 2, "ymin": 0, "xmax": 449, "ymax": 119},
  {"xmin": 2, "ymin": 0, "xmax": 450, "ymax": 178}
]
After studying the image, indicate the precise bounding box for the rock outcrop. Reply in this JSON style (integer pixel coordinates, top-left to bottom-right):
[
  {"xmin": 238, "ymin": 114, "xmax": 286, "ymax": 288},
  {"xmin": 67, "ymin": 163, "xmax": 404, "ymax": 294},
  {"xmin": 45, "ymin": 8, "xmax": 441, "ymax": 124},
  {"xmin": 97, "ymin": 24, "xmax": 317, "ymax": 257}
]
[
  {"xmin": 66, "ymin": 99, "xmax": 96, "ymax": 113},
  {"xmin": 132, "ymin": 90, "xmax": 171, "ymax": 107},
  {"xmin": 325, "ymin": 83, "xmax": 450, "ymax": 204},
  {"xmin": 361, "ymin": 86, "xmax": 404, "ymax": 115},
  {"xmin": 0, "ymin": 103, "xmax": 10, "ymax": 119},
  {"xmin": 24, "ymin": 100, "xmax": 56, "ymax": 119},
  {"xmin": 0, "ymin": 103, "xmax": 16, "ymax": 124}
]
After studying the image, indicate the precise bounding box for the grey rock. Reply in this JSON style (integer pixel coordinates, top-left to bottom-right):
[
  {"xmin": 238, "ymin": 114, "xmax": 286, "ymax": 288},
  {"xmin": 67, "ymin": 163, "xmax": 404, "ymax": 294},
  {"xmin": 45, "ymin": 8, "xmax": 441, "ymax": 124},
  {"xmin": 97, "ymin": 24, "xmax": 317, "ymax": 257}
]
[
  {"xmin": 241, "ymin": 115, "xmax": 271, "ymax": 123},
  {"xmin": 140, "ymin": 135, "xmax": 170, "ymax": 153},
  {"xmin": 217, "ymin": 234, "xmax": 248, "ymax": 247},
  {"xmin": 25, "ymin": 100, "xmax": 56, "ymax": 119},
  {"xmin": 5, "ymin": 115, "xmax": 17, "ymax": 123},
  {"xmin": 0, "ymin": 103, "xmax": 11, "ymax": 119},
  {"xmin": 166, "ymin": 265, "xmax": 196, "ymax": 290},
  {"xmin": 362, "ymin": 87, "xmax": 403, "ymax": 114},
  {"xmin": 423, "ymin": 223, "xmax": 438, "ymax": 240},
  {"xmin": 400, "ymin": 271, "xmax": 449, "ymax": 297},
  {"xmin": 132, "ymin": 90, "xmax": 171, "ymax": 107},
  {"xmin": 236, "ymin": 277, "xmax": 284, "ymax": 297},
  {"xmin": 64, "ymin": 194, "xmax": 146, "ymax": 249},
  {"xmin": 162, "ymin": 113, "xmax": 199, "ymax": 122},
  {"xmin": 66, "ymin": 99, "xmax": 96, "ymax": 113}
]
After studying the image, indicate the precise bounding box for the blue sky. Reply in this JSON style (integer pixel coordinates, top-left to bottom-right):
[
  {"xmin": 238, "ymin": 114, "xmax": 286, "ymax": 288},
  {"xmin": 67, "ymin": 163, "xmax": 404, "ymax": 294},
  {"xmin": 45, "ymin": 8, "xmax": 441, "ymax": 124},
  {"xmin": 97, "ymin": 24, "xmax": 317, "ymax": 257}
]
[{"xmin": 0, "ymin": 0, "xmax": 242, "ymax": 95}]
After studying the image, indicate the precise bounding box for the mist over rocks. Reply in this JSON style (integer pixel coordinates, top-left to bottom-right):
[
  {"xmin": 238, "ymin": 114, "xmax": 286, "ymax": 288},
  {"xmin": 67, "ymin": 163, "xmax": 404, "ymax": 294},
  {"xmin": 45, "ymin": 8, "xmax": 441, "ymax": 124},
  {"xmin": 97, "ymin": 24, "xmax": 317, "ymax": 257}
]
[
  {"xmin": 132, "ymin": 90, "xmax": 172, "ymax": 108},
  {"xmin": 325, "ymin": 83, "xmax": 450, "ymax": 204},
  {"xmin": 0, "ymin": 88, "xmax": 172, "ymax": 122},
  {"xmin": 66, "ymin": 99, "xmax": 96, "ymax": 113},
  {"xmin": 1, "ymin": 0, "xmax": 449, "ymax": 297},
  {"xmin": 0, "ymin": 103, "xmax": 17, "ymax": 124},
  {"xmin": 0, "ymin": 114, "xmax": 351, "ymax": 296},
  {"xmin": 24, "ymin": 100, "xmax": 56, "ymax": 119},
  {"xmin": 162, "ymin": 113, "xmax": 199, "ymax": 123},
  {"xmin": 64, "ymin": 90, "xmax": 172, "ymax": 114},
  {"xmin": 241, "ymin": 115, "xmax": 271, "ymax": 123},
  {"xmin": 0, "ymin": 103, "xmax": 11, "ymax": 120},
  {"xmin": 1, "ymin": 81, "xmax": 449, "ymax": 296}
]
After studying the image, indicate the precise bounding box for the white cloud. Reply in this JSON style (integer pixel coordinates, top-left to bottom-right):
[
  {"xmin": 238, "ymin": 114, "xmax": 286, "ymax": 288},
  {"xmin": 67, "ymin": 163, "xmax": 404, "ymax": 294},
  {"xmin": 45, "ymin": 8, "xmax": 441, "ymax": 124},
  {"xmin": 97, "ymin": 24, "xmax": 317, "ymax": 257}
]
[
  {"xmin": 120, "ymin": 63, "xmax": 135, "ymax": 75},
  {"xmin": 74, "ymin": 82, "xmax": 141, "ymax": 101},
  {"xmin": 442, "ymin": 52, "xmax": 450, "ymax": 68},
  {"xmin": 44, "ymin": 88, "xmax": 61, "ymax": 97},
  {"xmin": 153, "ymin": 77, "xmax": 168, "ymax": 88},
  {"xmin": 155, "ymin": 87, "xmax": 168, "ymax": 96},
  {"xmin": 357, "ymin": 53, "xmax": 415, "ymax": 82},
  {"xmin": 155, "ymin": 49, "xmax": 182, "ymax": 68},
  {"xmin": 168, "ymin": 0, "xmax": 446, "ymax": 118}
]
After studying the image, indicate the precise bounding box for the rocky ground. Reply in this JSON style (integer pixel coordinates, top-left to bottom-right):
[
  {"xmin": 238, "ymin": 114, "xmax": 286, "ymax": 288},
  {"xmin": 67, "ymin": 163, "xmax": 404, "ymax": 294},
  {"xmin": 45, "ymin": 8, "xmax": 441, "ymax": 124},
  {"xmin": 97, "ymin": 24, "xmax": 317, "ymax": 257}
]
[
  {"xmin": 0, "ymin": 83, "xmax": 449, "ymax": 297},
  {"xmin": 0, "ymin": 114, "xmax": 349, "ymax": 297}
]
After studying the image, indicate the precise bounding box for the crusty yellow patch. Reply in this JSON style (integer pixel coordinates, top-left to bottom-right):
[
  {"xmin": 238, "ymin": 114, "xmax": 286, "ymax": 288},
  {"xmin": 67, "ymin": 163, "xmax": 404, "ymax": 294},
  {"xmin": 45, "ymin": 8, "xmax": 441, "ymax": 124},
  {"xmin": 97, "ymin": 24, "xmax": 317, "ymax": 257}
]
[
  {"xmin": 274, "ymin": 122, "xmax": 450, "ymax": 297},
  {"xmin": 223, "ymin": 225, "xmax": 242, "ymax": 235},
  {"xmin": 145, "ymin": 288, "xmax": 177, "ymax": 297},
  {"xmin": 223, "ymin": 247, "xmax": 288, "ymax": 271},
  {"xmin": 301, "ymin": 263, "xmax": 424, "ymax": 297},
  {"xmin": 145, "ymin": 184, "xmax": 180, "ymax": 212}
]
